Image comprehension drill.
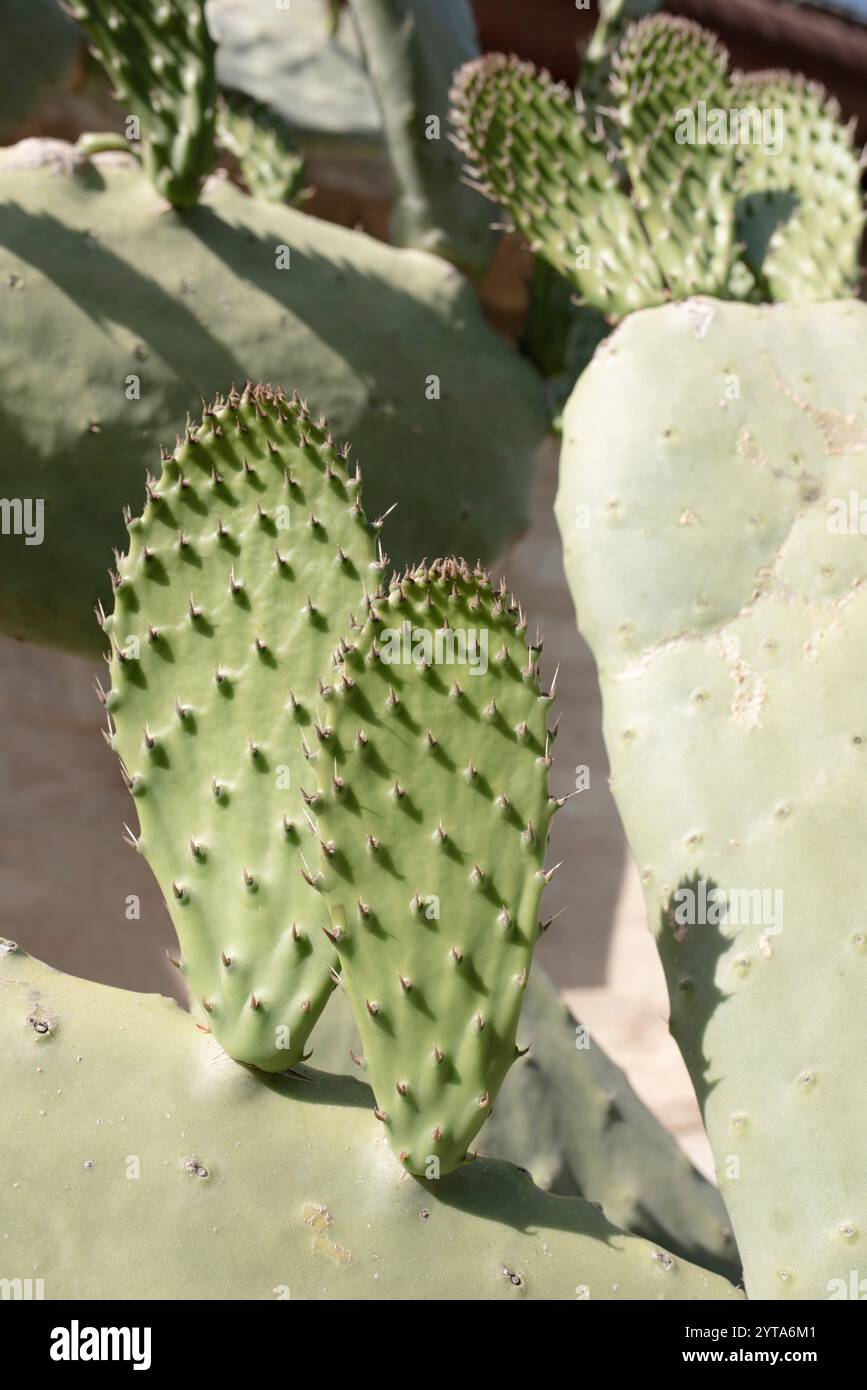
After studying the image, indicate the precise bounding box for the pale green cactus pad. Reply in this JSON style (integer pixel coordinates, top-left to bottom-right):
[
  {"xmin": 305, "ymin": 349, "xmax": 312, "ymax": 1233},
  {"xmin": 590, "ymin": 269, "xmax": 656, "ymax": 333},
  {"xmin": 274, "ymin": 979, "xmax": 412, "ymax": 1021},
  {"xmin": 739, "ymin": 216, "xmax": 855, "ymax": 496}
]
[
  {"xmin": 0, "ymin": 942, "xmax": 744, "ymax": 1299},
  {"xmin": 103, "ymin": 385, "xmax": 385, "ymax": 1070},
  {"xmin": 732, "ymin": 72, "xmax": 865, "ymax": 304},
  {"xmin": 313, "ymin": 558, "xmax": 558, "ymax": 1175},
  {"xmin": 0, "ymin": 144, "xmax": 546, "ymax": 656},
  {"xmin": 610, "ymin": 16, "xmax": 735, "ymax": 301},
  {"xmin": 66, "ymin": 0, "xmax": 217, "ymax": 206},
  {"xmin": 556, "ymin": 296, "xmax": 867, "ymax": 1299}
]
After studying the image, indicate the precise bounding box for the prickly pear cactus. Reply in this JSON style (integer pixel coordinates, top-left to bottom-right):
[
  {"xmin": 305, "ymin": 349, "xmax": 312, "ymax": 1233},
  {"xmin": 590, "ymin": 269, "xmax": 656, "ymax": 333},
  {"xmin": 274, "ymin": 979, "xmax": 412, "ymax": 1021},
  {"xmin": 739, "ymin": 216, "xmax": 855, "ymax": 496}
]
[
  {"xmin": 313, "ymin": 558, "xmax": 559, "ymax": 1175},
  {"xmin": 351, "ymin": 0, "xmax": 497, "ymax": 276},
  {"xmin": 316, "ymin": 968, "xmax": 740, "ymax": 1278},
  {"xmin": 555, "ymin": 296, "xmax": 867, "ymax": 1299},
  {"xmin": 450, "ymin": 53, "xmax": 664, "ymax": 318},
  {"xmin": 732, "ymin": 72, "xmax": 865, "ymax": 304},
  {"xmin": 0, "ymin": 942, "xmax": 743, "ymax": 1299},
  {"xmin": 209, "ymin": 0, "xmax": 383, "ymax": 155},
  {"xmin": 103, "ymin": 385, "xmax": 383, "ymax": 1070},
  {"xmin": 66, "ymin": 0, "xmax": 217, "ymax": 206},
  {"xmin": 451, "ymin": 17, "xmax": 865, "ymax": 317},
  {"xmin": 610, "ymin": 16, "xmax": 735, "ymax": 300},
  {"xmin": 217, "ymin": 90, "xmax": 308, "ymax": 205},
  {"xmin": 0, "ymin": 144, "xmax": 546, "ymax": 656}
]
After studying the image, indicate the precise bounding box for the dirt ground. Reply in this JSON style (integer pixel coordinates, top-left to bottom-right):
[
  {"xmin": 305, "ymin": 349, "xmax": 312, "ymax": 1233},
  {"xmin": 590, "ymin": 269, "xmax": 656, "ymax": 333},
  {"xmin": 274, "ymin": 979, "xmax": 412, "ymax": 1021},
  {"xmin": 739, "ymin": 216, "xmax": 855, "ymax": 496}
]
[{"xmin": 0, "ymin": 437, "xmax": 712, "ymax": 1178}]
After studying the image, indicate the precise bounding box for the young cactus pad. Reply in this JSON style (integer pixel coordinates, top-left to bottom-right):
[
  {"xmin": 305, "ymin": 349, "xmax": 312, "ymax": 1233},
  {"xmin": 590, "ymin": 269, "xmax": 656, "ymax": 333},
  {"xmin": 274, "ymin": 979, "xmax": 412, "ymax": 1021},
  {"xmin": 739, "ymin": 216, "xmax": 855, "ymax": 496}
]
[
  {"xmin": 103, "ymin": 384, "xmax": 383, "ymax": 1070},
  {"xmin": 314, "ymin": 558, "xmax": 559, "ymax": 1175},
  {"xmin": 450, "ymin": 16, "xmax": 865, "ymax": 316},
  {"xmin": 555, "ymin": 297, "xmax": 867, "ymax": 1299},
  {"xmin": 67, "ymin": 0, "xmax": 217, "ymax": 206}
]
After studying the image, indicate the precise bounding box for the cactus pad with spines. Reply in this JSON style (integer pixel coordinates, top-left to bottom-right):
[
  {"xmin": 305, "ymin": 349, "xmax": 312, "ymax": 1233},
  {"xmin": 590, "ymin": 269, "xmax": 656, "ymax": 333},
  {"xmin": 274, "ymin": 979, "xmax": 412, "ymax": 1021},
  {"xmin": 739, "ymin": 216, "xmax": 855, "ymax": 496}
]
[
  {"xmin": 217, "ymin": 90, "xmax": 309, "ymax": 206},
  {"xmin": 610, "ymin": 16, "xmax": 735, "ymax": 300},
  {"xmin": 556, "ymin": 296, "xmax": 867, "ymax": 1299},
  {"xmin": 450, "ymin": 54, "xmax": 665, "ymax": 318},
  {"xmin": 66, "ymin": 0, "xmax": 217, "ymax": 206},
  {"xmin": 104, "ymin": 384, "xmax": 383, "ymax": 1070},
  {"xmin": 0, "ymin": 942, "xmax": 744, "ymax": 1300},
  {"xmin": 0, "ymin": 146, "xmax": 547, "ymax": 656},
  {"xmin": 313, "ymin": 558, "xmax": 558, "ymax": 1175},
  {"xmin": 732, "ymin": 72, "xmax": 865, "ymax": 304}
]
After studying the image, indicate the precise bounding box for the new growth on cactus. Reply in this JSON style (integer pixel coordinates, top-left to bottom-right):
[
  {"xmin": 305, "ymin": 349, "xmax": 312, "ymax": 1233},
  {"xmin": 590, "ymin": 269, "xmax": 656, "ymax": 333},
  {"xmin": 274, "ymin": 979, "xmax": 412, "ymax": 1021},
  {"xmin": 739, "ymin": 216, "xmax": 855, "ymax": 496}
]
[
  {"xmin": 314, "ymin": 557, "xmax": 560, "ymax": 1174},
  {"xmin": 450, "ymin": 14, "xmax": 865, "ymax": 318},
  {"xmin": 104, "ymin": 384, "xmax": 383, "ymax": 1069}
]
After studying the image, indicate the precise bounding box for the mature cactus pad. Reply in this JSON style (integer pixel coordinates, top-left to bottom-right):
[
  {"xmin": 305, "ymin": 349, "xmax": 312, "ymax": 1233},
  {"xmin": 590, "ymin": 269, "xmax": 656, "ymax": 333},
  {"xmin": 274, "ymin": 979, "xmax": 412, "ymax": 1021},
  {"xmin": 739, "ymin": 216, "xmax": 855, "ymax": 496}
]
[
  {"xmin": 0, "ymin": 942, "xmax": 743, "ymax": 1299},
  {"xmin": 103, "ymin": 385, "xmax": 384, "ymax": 1069},
  {"xmin": 314, "ymin": 558, "xmax": 558, "ymax": 1175},
  {"xmin": 0, "ymin": 144, "xmax": 546, "ymax": 655},
  {"xmin": 67, "ymin": 0, "xmax": 218, "ymax": 206},
  {"xmin": 556, "ymin": 297, "xmax": 867, "ymax": 1299}
]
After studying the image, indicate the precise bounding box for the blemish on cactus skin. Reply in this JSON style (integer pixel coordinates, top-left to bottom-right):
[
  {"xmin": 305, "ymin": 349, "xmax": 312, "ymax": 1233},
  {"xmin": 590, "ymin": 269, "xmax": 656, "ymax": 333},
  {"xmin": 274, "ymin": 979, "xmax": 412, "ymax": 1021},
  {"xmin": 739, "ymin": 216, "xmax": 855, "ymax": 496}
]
[{"xmin": 302, "ymin": 1203, "xmax": 352, "ymax": 1265}]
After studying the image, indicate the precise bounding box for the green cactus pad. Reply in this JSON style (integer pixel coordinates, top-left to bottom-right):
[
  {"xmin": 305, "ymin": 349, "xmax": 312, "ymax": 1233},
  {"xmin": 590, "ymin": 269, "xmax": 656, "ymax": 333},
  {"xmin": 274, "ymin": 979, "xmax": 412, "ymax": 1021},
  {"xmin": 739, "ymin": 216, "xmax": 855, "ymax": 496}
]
[
  {"xmin": 450, "ymin": 54, "xmax": 665, "ymax": 319},
  {"xmin": 579, "ymin": 0, "xmax": 660, "ymax": 107},
  {"xmin": 313, "ymin": 558, "xmax": 557, "ymax": 1175},
  {"xmin": 315, "ymin": 967, "xmax": 740, "ymax": 1278},
  {"xmin": 217, "ymin": 89, "xmax": 309, "ymax": 206},
  {"xmin": 0, "ymin": 144, "xmax": 546, "ymax": 656},
  {"xmin": 66, "ymin": 0, "xmax": 217, "ymax": 206},
  {"xmin": 104, "ymin": 384, "xmax": 383, "ymax": 1070},
  {"xmin": 610, "ymin": 16, "xmax": 735, "ymax": 300},
  {"xmin": 732, "ymin": 72, "xmax": 865, "ymax": 304},
  {"xmin": 556, "ymin": 296, "xmax": 867, "ymax": 1299},
  {"xmin": 0, "ymin": 942, "xmax": 743, "ymax": 1299}
]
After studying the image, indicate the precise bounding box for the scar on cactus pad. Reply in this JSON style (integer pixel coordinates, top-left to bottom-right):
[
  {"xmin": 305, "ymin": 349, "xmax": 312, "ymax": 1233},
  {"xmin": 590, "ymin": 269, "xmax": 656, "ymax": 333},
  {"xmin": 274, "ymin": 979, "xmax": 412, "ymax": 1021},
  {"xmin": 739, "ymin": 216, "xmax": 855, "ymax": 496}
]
[
  {"xmin": 103, "ymin": 384, "xmax": 385, "ymax": 1071},
  {"xmin": 314, "ymin": 558, "xmax": 564, "ymax": 1175}
]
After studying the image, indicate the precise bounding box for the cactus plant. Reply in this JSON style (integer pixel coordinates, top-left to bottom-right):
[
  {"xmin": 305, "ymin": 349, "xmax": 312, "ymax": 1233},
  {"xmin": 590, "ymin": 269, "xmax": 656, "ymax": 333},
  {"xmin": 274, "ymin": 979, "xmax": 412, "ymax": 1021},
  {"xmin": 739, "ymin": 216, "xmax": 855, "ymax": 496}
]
[
  {"xmin": 450, "ymin": 15, "xmax": 865, "ymax": 319},
  {"xmin": 316, "ymin": 967, "xmax": 739, "ymax": 1277},
  {"xmin": 209, "ymin": 0, "xmax": 383, "ymax": 158},
  {"xmin": 65, "ymin": 0, "xmax": 218, "ymax": 206},
  {"xmin": 103, "ymin": 384, "xmax": 384, "ymax": 1070},
  {"xmin": 0, "ymin": 142, "xmax": 547, "ymax": 656},
  {"xmin": 0, "ymin": 939, "xmax": 743, "ymax": 1300},
  {"xmin": 312, "ymin": 557, "xmax": 558, "ymax": 1174},
  {"xmin": 555, "ymin": 296, "xmax": 867, "ymax": 1299},
  {"xmin": 350, "ymin": 0, "xmax": 497, "ymax": 276},
  {"xmin": 216, "ymin": 89, "xmax": 309, "ymax": 206},
  {"xmin": 732, "ymin": 71, "xmax": 865, "ymax": 304}
]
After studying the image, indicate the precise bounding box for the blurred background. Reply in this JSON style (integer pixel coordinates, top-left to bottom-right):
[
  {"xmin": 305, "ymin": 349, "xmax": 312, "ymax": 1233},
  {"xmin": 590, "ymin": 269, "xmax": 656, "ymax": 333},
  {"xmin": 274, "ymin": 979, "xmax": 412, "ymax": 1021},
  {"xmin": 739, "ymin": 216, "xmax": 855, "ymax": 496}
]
[{"xmin": 2, "ymin": 0, "xmax": 866, "ymax": 1177}]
